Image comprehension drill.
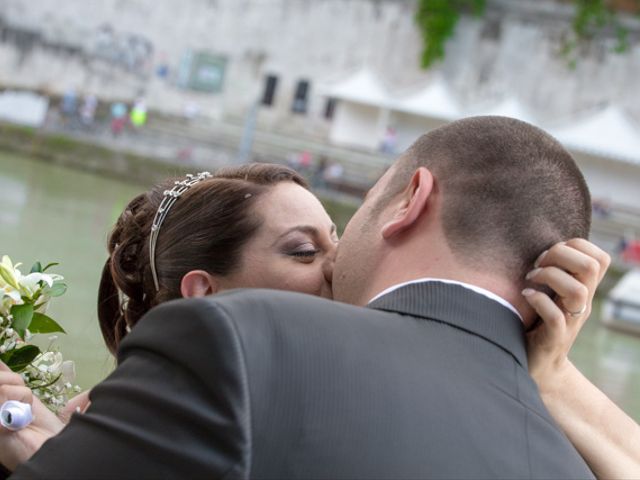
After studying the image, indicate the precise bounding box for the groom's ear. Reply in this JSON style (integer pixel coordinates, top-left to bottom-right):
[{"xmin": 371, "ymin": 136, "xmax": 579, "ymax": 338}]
[
  {"xmin": 381, "ymin": 167, "xmax": 434, "ymax": 239},
  {"xmin": 180, "ymin": 270, "xmax": 220, "ymax": 298}
]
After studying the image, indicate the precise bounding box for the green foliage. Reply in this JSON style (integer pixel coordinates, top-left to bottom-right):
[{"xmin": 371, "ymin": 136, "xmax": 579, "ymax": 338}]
[
  {"xmin": 614, "ymin": 24, "xmax": 629, "ymax": 53},
  {"xmin": 9, "ymin": 303, "xmax": 65, "ymax": 339},
  {"xmin": 415, "ymin": 0, "xmax": 639, "ymax": 70},
  {"xmin": 0, "ymin": 256, "xmax": 78, "ymax": 410},
  {"xmin": 0, "ymin": 345, "xmax": 41, "ymax": 372},
  {"xmin": 29, "ymin": 312, "xmax": 66, "ymax": 335},
  {"xmin": 415, "ymin": 0, "xmax": 486, "ymax": 69},
  {"xmin": 11, "ymin": 304, "xmax": 34, "ymax": 339},
  {"xmin": 30, "ymin": 261, "xmax": 43, "ymax": 274},
  {"xmin": 573, "ymin": 0, "xmax": 609, "ymax": 37},
  {"xmin": 569, "ymin": 0, "xmax": 632, "ymax": 55},
  {"xmin": 47, "ymin": 281, "xmax": 68, "ymax": 298},
  {"xmin": 42, "ymin": 262, "xmax": 60, "ymax": 272}
]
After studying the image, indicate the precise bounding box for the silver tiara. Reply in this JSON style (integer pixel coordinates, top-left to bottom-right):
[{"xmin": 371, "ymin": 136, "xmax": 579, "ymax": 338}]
[{"xmin": 149, "ymin": 172, "xmax": 212, "ymax": 291}]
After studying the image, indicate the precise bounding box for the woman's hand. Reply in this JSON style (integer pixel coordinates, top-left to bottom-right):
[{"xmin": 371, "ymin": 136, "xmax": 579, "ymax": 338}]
[
  {"xmin": 522, "ymin": 238, "xmax": 610, "ymax": 392},
  {"xmin": 522, "ymin": 240, "xmax": 640, "ymax": 479},
  {"xmin": 58, "ymin": 389, "xmax": 92, "ymax": 424},
  {"xmin": 0, "ymin": 361, "xmax": 65, "ymax": 471}
]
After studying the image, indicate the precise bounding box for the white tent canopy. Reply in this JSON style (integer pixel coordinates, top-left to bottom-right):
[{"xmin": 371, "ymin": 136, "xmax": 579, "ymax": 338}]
[
  {"xmin": 393, "ymin": 77, "xmax": 461, "ymax": 120},
  {"xmin": 328, "ymin": 69, "xmax": 391, "ymax": 108},
  {"xmin": 552, "ymin": 106, "xmax": 640, "ymax": 165},
  {"xmin": 0, "ymin": 91, "xmax": 49, "ymax": 127},
  {"xmin": 327, "ymin": 70, "xmax": 640, "ymax": 168}
]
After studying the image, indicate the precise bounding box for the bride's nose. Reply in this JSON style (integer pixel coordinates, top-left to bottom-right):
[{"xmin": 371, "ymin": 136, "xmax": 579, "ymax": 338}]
[{"xmin": 323, "ymin": 249, "xmax": 335, "ymax": 285}]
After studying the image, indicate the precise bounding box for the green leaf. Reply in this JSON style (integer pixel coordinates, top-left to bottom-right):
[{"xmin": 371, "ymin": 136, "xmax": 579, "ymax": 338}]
[
  {"xmin": 30, "ymin": 261, "xmax": 43, "ymax": 273},
  {"xmin": 48, "ymin": 282, "xmax": 67, "ymax": 297},
  {"xmin": 3, "ymin": 345, "xmax": 41, "ymax": 372},
  {"xmin": 10, "ymin": 303, "xmax": 34, "ymax": 339},
  {"xmin": 29, "ymin": 312, "xmax": 66, "ymax": 334},
  {"xmin": 42, "ymin": 262, "xmax": 59, "ymax": 273}
]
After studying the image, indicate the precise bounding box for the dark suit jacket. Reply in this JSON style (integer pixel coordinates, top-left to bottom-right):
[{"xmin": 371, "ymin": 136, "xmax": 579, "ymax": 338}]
[{"xmin": 12, "ymin": 283, "xmax": 593, "ymax": 479}]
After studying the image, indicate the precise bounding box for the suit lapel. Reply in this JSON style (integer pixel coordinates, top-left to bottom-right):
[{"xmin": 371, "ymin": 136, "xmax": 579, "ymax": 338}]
[{"xmin": 367, "ymin": 281, "xmax": 528, "ymax": 368}]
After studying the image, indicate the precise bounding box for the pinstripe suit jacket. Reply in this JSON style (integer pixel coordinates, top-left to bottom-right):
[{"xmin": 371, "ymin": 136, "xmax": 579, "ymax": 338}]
[{"xmin": 12, "ymin": 283, "xmax": 593, "ymax": 479}]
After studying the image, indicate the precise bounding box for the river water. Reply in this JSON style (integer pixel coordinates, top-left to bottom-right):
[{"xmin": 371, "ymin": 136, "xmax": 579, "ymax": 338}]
[{"xmin": 1, "ymin": 150, "xmax": 639, "ymax": 421}]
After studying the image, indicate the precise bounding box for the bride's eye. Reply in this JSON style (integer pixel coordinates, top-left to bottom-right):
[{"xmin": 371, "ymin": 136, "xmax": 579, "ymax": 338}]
[
  {"xmin": 291, "ymin": 250, "xmax": 317, "ymax": 258},
  {"xmin": 288, "ymin": 243, "xmax": 318, "ymax": 258}
]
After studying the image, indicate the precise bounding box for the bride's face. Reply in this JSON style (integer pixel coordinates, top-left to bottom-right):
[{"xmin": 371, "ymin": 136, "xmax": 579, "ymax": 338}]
[{"xmin": 219, "ymin": 182, "xmax": 338, "ymax": 299}]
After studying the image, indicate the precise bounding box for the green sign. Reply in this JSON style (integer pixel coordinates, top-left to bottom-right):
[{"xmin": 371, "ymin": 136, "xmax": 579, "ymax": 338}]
[{"xmin": 178, "ymin": 50, "xmax": 227, "ymax": 93}]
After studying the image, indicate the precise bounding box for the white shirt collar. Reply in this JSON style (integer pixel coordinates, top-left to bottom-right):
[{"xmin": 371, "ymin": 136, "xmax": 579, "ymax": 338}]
[{"xmin": 367, "ymin": 278, "xmax": 523, "ymax": 322}]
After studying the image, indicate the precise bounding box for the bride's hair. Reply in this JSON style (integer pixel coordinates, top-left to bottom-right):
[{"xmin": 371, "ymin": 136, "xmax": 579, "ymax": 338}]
[{"xmin": 98, "ymin": 163, "xmax": 308, "ymax": 354}]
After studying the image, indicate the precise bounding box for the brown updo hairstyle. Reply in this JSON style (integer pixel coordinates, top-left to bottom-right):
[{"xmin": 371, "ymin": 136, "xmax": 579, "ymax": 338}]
[{"xmin": 98, "ymin": 163, "xmax": 308, "ymax": 354}]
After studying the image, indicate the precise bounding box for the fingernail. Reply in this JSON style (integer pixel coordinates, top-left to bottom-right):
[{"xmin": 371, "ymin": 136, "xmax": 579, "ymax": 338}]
[
  {"xmin": 534, "ymin": 250, "xmax": 548, "ymax": 268},
  {"xmin": 526, "ymin": 268, "xmax": 542, "ymax": 280},
  {"xmin": 522, "ymin": 288, "xmax": 536, "ymax": 297}
]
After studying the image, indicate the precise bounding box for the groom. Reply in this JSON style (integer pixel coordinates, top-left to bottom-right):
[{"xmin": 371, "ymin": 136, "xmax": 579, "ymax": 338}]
[{"xmin": 9, "ymin": 117, "xmax": 594, "ymax": 478}]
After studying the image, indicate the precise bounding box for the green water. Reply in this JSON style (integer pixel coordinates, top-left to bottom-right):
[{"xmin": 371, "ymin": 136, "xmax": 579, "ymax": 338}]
[
  {"xmin": 0, "ymin": 151, "xmax": 140, "ymax": 387},
  {"xmin": 1, "ymin": 150, "xmax": 639, "ymax": 422}
]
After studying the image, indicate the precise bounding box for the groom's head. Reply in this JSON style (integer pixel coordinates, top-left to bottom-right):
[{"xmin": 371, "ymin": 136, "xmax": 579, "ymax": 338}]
[{"xmin": 334, "ymin": 116, "xmax": 591, "ymax": 311}]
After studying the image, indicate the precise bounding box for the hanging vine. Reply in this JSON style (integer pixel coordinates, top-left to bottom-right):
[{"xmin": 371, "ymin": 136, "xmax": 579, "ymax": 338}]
[
  {"xmin": 415, "ymin": 0, "xmax": 640, "ymax": 70},
  {"xmin": 415, "ymin": 0, "xmax": 486, "ymax": 69},
  {"xmin": 560, "ymin": 0, "xmax": 634, "ymax": 67}
]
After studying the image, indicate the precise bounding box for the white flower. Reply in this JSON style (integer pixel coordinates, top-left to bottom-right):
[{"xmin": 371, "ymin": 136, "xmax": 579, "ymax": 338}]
[
  {"xmin": 61, "ymin": 360, "xmax": 76, "ymax": 383},
  {"xmin": 0, "ymin": 256, "xmax": 64, "ymax": 304},
  {"xmin": 1, "ymin": 285, "xmax": 23, "ymax": 317},
  {"xmin": 20, "ymin": 272, "xmax": 54, "ymax": 292},
  {"xmin": 48, "ymin": 354, "xmax": 64, "ymax": 375},
  {"xmin": 1, "ymin": 286, "xmax": 22, "ymax": 303},
  {"xmin": 33, "ymin": 351, "xmax": 64, "ymax": 376},
  {"xmin": 0, "ymin": 255, "xmax": 77, "ymax": 413},
  {"xmin": 0, "ymin": 256, "xmax": 20, "ymax": 290}
]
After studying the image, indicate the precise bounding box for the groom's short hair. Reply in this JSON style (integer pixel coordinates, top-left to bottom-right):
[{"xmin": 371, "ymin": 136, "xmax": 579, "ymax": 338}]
[{"xmin": 377, "ymin": 116, "xmax": 591, "ymax": 283}]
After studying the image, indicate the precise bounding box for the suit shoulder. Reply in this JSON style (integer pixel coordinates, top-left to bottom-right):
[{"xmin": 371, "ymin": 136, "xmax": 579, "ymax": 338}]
[
  {"xmin": 206, "ymin": 288, "xmax": 367, "ymax": 320},
  {"xmin": 119, "ymin": 295, "xmax": 243, "ymax": 363}
]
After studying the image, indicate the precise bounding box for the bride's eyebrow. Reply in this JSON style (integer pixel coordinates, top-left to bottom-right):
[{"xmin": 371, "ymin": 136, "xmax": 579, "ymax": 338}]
[
  {"xmin": 273, "ymin": 224, "xmax": 337, "ymax": 246},
  {"xmin": 273, "ymin": 226, "xmax": 319, "ymax": 244}
]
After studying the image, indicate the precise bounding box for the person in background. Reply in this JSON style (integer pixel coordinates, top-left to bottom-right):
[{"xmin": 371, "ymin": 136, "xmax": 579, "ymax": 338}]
[
  {"xmin": 59, "ymin": 88, "xmax": 78, "ymax": 129},
  {"xmin": 380, "ymin": 125, "xmax": 398, "ymax": 154},
  {"xmin": 79, "ymin": 94, "xmax": 98, "ymax": 130},
  {"xmin": 129, "ymin": 99, "xmax": 147, "ymax": 130},
  {"xmin": 110, "ymin": 102, "xmax": 128, "ymax": 137}
]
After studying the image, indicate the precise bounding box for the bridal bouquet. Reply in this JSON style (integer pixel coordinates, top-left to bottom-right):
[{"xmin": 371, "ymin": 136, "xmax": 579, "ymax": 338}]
[{"xmin": 0, "ymin": 255, "xmax": 79, "ymax": 412}]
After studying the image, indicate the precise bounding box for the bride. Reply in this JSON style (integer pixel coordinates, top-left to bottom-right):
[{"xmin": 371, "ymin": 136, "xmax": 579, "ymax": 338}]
[{"xmin": 0, "ymin": 163, "xmax": 636, "ymax": 477}]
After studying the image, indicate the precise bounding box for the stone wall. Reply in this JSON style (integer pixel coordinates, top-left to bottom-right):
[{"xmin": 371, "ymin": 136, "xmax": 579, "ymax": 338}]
[{"xmin": 0, "ymin": 0, "xmax": 639, "ymax": 130}]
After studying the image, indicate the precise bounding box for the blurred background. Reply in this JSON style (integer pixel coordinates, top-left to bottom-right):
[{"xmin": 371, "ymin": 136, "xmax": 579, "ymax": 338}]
[{"xmin": 0, "ymin": 0, "xmax": 639, "ymax": 419}]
